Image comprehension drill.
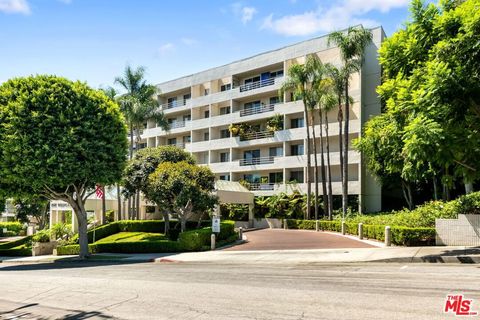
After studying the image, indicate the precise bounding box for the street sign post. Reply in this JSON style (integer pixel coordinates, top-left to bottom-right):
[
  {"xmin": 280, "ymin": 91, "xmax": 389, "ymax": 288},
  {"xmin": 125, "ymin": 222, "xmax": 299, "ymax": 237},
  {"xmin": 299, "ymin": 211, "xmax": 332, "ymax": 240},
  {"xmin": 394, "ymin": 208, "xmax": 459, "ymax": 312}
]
[{"xmin": 212, "ymin": 217, "xmax": 220, "ymax": 233}]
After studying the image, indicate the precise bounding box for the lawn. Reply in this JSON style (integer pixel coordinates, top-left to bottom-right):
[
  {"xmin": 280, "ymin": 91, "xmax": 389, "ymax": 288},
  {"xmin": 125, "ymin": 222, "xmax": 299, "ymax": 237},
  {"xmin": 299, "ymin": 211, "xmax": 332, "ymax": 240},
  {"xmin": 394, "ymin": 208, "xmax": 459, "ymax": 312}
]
[{"xmin": 94, "ymin": 232, "xmax": 167, "ymax": 244}]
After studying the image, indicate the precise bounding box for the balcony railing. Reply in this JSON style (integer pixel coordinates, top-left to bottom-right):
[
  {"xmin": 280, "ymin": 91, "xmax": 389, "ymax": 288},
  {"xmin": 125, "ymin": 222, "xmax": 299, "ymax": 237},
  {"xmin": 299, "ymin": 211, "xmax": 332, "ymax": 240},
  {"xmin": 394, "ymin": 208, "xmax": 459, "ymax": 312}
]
[
  {"xmin": 169, "ymin": 120, "xmax": 190, "ymax": 129},
  {"xmin": 161, "ymin": 98, "xmax": 190, "ymax": 110},
  {"xmin": 239, "ymin": 130, "xmax": 274, "ymax": 141},
  {"xmin": 239, "ymin": 156, "xmax": 275, "ymax": 166},
  {"xmin": 168, "ymin": 143, "xmax": 185, "ymax": 149},
  {"xmin": 240, "ymin": 104, "xmax": 275, "ymax": 117},
  {"xmin": 249, "ymin": 183, "xmax": 275, "ymax": 191},
  {"xmin": 238, "ymin": 77, "xmax": 280, "ymax": 93}
]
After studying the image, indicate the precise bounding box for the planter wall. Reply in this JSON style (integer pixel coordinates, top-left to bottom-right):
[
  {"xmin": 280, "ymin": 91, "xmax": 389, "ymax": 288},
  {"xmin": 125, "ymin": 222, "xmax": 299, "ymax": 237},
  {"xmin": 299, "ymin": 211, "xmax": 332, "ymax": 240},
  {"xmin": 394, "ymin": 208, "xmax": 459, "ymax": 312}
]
[
  {"xmin": 234, "ymin": 218, "xmax": 283, "ymax": 229},
  {"xmin": 436, "ymin": 214, "xmax": 480, "ymax": 246},
  {"xmin": 32, "ymin": 241, "xmax": 57, "ymax": 256}
]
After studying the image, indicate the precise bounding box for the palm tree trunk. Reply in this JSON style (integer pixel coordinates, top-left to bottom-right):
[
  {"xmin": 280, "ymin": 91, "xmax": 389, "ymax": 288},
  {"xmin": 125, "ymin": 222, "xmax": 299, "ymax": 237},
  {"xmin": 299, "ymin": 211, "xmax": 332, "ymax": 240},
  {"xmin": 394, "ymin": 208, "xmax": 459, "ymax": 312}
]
[
  {"xmin": 116, "ymin": 184, "xmax": 122, "ymax": 221},
  {"xmin": 342, "ymin": 82, "xmax": 349, "ymax": 219},
  {"xmin": 136, "ymin": 190, "xmax": 140, "ymax": 220},
  {"xmin": 318, "ymin": 108, "xmax": 328, "ymax": 218},
  {"xmin": 129, "ymin": 123, "xmax": 134, "ymax": 218},
  {"xmin": 310, "ymin": 111, "xmax": 319, "ymax": 222},
  {"xmin": 325, "ymin": 111, "xmax": 334, "ymax": 220},
  {"xmin": 101, "ymin": 186, "xmax": 106, "ymax": 224},
  {"xmin": 337, "ymin": 95, "xmax": 344, "ymax": 218},
  {"xmin": 303, "ymin": 98, "xmax": 312, "ymax": 220}
]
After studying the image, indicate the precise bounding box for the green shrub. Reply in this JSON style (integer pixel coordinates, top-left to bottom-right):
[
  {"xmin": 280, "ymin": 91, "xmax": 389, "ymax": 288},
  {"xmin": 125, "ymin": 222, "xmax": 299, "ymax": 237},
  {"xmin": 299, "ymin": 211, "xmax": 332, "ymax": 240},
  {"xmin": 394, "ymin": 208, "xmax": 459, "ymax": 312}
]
[
  {"xmin": 32, "ymin": 229, "xmax": 51, "ymax": 243},
  {"xmin": 0, "ymin": 247, "xmax": 32, "ymax": 256},
  {"xmin": 51, "ymin": 223, "xmax": 73, "ymax": 240},
  {"xmin": 56, "ymin": 244, "xmax": 98, "ymax": 255},
  {"xmin": 391, "ymin": 227, "xmax": 435, "ymax": 246},
  {"xmin": 0, "ymin": 222, "xmax": 24, "ymax": 236},
  {"xmin": 363, "ymin": 225, "xmax": 385, "ymax": 241},
  {"xmin": 0, "ymin": 235, "xmax": 32, "ymax": 249},
  {"xmin": 105, "ymin": 210, "xmax": 115, "ymax": 223},
  {"xmin": 178, "ymin": 228, "xmax": 211, "ymax": 251}
]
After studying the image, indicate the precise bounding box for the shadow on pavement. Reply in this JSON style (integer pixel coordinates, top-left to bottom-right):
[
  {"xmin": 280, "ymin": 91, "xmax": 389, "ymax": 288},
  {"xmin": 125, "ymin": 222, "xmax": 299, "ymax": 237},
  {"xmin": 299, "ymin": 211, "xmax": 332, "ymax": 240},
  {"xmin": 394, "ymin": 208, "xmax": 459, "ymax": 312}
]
[
  {"xmin": 0, "ymin": 259, "xmax": 161, "ymax": 271},
  {"xmin": 420, "ymin": 247, "xmax": 480, "ymax": 263},
  {"xmin": 0, "ymin": 302, "xmax": 116, "ymax": 319}
]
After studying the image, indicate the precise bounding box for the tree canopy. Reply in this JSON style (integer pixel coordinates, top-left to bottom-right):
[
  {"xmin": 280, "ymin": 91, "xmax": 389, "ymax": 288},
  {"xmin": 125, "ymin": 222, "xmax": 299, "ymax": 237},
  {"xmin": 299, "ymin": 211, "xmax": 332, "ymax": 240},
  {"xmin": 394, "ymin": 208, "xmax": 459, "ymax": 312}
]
[
  {"xmin": 0, "ymin": 75, "xmax": 128, "ymax": 257},
  {"xmin": 356, "ymin": 0, "xmax": 480, "ymax": 204}
]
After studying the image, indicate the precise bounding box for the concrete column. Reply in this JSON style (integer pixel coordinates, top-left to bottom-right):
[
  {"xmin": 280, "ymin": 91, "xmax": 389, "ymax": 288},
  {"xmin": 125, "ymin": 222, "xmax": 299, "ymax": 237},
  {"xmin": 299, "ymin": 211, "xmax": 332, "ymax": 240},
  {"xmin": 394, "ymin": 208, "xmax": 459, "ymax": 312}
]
[{"xmin": 248, "ymin": 204, "xmax": 254, "ymax": 228}]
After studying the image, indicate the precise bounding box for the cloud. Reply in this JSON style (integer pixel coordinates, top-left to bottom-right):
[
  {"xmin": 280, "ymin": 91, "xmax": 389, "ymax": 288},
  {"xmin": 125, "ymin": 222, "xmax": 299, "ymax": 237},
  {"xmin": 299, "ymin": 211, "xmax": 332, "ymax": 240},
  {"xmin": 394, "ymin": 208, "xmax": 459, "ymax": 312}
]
[
  {"xmin": 231, "ymin": 3, "xmax": 257, "ymax": 24},
  {"xmin": 157, "ymin": 43, "xmax": 175, "ymax": 55},
  {"xmin": 0, "ymin": 0, "xmax": 30, "ymax": 15},
  {"xmin": 261, "ymin": 0, "xmax": 408, "ymax": 36},
  {"xmin": 180, "ymin": 37, "xmax": 198, "ymax": 46},
  {"xmin": 241, "ymin": 6, "xmax": 257, "ymax": 24}
]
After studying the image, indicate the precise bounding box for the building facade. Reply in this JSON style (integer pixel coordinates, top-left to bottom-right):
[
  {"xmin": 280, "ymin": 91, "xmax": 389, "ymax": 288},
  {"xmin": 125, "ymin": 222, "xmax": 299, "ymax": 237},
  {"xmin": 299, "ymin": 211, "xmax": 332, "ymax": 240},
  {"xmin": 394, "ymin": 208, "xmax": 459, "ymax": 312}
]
[{"xmin": 139, "ymin": 27, "xmax": 385, "ymax": 213}]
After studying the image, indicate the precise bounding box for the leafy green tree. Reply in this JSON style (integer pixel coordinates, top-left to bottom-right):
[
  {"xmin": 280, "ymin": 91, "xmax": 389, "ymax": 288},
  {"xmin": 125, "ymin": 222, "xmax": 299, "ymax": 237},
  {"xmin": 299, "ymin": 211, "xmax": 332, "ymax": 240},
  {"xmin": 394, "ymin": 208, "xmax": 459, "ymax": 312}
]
[
  {"xmin": 123, "ymin": 146, "xmax": 195, "ymax": 233},
  {"xmin": 148, "ymin": 161, "xmax": 218, "ymax": 232},
  {"xmin": 329, "ymin": 26, "xmax": 372, "ymax": 218},
  {"xmin": 13, "ymin": 197, "xmax": 49, "ymax": 230},
  {"xmin": 0, "ymin": 75, "xmax": 128, "ymax": 258}
]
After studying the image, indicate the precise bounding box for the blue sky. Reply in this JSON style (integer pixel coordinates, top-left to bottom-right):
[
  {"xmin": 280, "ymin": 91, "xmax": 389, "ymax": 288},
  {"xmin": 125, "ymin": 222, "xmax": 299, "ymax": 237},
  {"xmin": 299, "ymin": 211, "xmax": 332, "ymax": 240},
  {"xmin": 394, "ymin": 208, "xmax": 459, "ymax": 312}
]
[{"xmin": 0, "ymin": 0, "xmax": 413, "ymax": 91}]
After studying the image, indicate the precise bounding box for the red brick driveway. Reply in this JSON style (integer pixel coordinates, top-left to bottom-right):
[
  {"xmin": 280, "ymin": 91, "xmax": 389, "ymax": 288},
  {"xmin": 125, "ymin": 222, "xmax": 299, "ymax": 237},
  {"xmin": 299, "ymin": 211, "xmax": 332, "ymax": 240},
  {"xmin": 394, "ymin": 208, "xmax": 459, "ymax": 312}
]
[{"xmin": 224, "ymin": 229, "xmax": 375, "ymax": 251}]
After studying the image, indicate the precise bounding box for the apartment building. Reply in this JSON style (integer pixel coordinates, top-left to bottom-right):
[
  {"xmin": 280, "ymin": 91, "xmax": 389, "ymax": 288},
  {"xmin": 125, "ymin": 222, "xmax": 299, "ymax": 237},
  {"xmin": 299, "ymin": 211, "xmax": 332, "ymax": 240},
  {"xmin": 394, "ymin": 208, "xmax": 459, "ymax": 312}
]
[{"xmin": 140, "ymin": 27, "xmax": 385, "ymax": 213}]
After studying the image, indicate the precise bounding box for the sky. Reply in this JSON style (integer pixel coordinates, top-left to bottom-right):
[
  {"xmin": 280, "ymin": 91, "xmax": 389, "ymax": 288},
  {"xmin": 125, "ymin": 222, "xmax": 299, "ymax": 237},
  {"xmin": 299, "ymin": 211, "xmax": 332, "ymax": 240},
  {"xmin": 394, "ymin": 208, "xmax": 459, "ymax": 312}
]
[{"xmin": 0, "ymin": 0, "xmax": 413, "ymax": 91}]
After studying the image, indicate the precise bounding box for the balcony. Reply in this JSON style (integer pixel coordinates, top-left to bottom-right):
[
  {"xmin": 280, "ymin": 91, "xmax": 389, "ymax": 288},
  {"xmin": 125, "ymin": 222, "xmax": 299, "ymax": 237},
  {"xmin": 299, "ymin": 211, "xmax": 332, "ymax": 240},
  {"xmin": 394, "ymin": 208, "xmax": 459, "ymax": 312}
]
[
  {"xmin": 168, "ymin": 143, "xmax": 185, "ymax": 149},
  {"xmin": 249, "ymin": 183, "xmax": 275, "ymax": 191},
  {"xmin": 239, "ymin": 130, "xmax": 274, "ymax": 141},
  {"xmin": 239, "ymin": 156, "xmax": 275, "ymax": 166},
  {"xmin": 238, "ymin": 77, "xmax": 281, "ymax": 93},
  {"xmin": 161, "ymin": 98, "xmax": 190, "ymax": 110},
  {"xmin": 169, "ymin": 120, "xmax": 189, "ymax": 129},
  {"xmin": 240, "ymin": 104, "xmax": 275, "ymax": 117}
]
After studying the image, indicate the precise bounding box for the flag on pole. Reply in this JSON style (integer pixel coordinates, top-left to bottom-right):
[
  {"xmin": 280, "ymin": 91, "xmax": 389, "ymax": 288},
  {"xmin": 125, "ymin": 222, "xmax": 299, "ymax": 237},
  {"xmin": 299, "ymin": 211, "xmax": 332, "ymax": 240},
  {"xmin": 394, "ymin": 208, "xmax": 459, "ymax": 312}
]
[{"xmin": 95, "ymin": 185, "xmax": 104, "ymax": 199}]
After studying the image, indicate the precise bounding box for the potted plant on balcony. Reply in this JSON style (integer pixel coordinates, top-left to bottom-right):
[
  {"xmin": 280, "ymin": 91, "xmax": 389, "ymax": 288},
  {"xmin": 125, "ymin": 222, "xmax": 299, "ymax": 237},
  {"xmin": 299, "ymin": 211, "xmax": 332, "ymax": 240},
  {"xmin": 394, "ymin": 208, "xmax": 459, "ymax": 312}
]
[{"xmin": 266, "ymin": 114, "xmax": 283, "ymax": 132}]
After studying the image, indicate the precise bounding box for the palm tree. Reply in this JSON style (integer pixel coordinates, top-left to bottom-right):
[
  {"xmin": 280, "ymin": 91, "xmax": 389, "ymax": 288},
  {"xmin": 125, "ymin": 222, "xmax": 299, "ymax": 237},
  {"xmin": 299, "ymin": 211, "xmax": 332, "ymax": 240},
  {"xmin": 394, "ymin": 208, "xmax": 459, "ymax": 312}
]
[
  {"xmin": 100, "ymin": 86, "xmax": 123, "ymax": 221},
  {"xmin": 115, "ymin": 65, "xmax": 169, "ymax": 219},
  {"xmin": 328, "ymin": 26, "xmax": 372, "ymax": 219},
  {"xmin": 280, "ymin": 63, "xmax": 313, "ymax": 219}
]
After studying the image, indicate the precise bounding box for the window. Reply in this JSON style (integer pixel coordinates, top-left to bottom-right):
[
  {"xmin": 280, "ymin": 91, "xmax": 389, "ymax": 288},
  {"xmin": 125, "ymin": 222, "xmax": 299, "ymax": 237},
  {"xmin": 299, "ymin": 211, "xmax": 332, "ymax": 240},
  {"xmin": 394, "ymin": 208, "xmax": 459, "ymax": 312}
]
[
  {"xmin": 243, "ymin": 174, "xmax": 261, "ymax": 183},
  {"xmin": 167, "ymin": 138, "xmax": 177, "ymax": 145},
  {"xmin": 220, "ymin": 106, "xmax": 231, "ymax": 115},
  {"xmin": 269, "ymin": 172, "xmax": 283, "ymax": 183},
  {"xmin": 291, "ymin": 118, "xmax": 305, "ymax": 129},
  {"xmin": 183, "ymin": 93, "xmax": 191, "ymax": 101},
  {"xmin": 204, "ymin": 88, "xmax": 210, "ymax": 96},
  {"xmin": 183, "ymin": 115, "xmax": 191, "ymax": 122},
  {"xmin": 137, "ymin": 142, "xmax": 147, "ymax": 150},
  {"xmin": 291, "ymin": 144, "xmax": 304, "ymax": 156},
  {"xmin": 244, "ymin": 100, "xmax": 261, "ymax": 111},
  {"xmin": 183, "ymin": 136, "xmax": 191, "ymax": 143},
  {"xmin": 220, "ymin": 129, "xmax": 230, "ymax": 139},
  {"xmin": 270, "ymin": 70, "xmax": 284, "ymax": 78},
  {"xmin": 269, "ymin": 147, "xmax": 283, "ymax": 157},
  {"xmin": 290, "ymin": 171, "xmax": 304, "ymax": 183},
  {"xmin": 244, "ymin": 76, "xmax": 260, "ymax": 84},
  {"xmin": 220, "ymin": 84, "xmax": 231, "ymax": 92},
  {"xmin": 220, "ymin": 152, "xmax": 230, "ymax": 163},
  {"xmin": 204, "ymin": 132, "xmax": 209, "ymax": 141},
  {"xmin": 167, "ymin": 97, "xmax": 177, "ymax": 108},
  {"xmin": 219, "ymin": 175, "xmax": 230, "ymax": 181},
  {"xmin": 204, "ymin": 110, "xmax": 210, "ymax": 118},
  {"xmin": 269, "ymin": 96, "xmax": 280, "ymax": 105}
]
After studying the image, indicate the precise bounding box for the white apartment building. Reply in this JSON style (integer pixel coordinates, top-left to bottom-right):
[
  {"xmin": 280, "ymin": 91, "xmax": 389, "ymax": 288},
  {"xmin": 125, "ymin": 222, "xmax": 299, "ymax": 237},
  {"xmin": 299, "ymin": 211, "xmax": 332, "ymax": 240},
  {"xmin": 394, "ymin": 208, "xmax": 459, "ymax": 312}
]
[{"xmin": 139, "ymin": 27, "xmax": 385, "ymax": 213}]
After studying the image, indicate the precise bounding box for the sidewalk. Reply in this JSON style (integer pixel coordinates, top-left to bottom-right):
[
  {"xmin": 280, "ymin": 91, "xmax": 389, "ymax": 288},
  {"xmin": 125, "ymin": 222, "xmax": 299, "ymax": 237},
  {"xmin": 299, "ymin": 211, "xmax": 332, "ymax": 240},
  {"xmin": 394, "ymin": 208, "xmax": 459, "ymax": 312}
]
[{"xmin": 1, "ymin": 246, "xmax": 480, "ymax": 265}]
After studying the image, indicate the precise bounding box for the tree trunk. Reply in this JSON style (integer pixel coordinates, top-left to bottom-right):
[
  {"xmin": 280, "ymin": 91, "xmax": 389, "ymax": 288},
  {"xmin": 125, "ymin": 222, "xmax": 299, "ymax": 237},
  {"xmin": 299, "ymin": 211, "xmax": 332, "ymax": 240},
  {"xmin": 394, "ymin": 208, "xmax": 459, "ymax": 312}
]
[
  {"xmin": 131, "ymin": 193, "xmax": 136, "ymax": 220},
  {"xmin": 337, "ymin": 95, "xmax": 344, "ymax": 217},
  {"xmin": 318, "ymin": 108, "xmax": 328, "ymax": 218},
  {"xmin": 127, "ymin": 198, "xmax": 131, "ymax": 220},
  {"xmin": 69, "ymin": 198, "xmax": 89, "ymax": 259},
  {"xmin": 325, "ymin": 110, "xmax": 334, "ymax": 220},
  {"xmin": 310, "ymin": 111, "xmax": 319, "ymax": 222},
  {"xmin": 180, "ymin": 216, "xmax": 186, "ymax": 233},
  {"xmin": 433, "ymin": 176, "xmax": 439, "ymax": 201},
  {"xmin": 162, "ymin": 208, "xmax": 170, "ymax": 234},
  {"xmin": 101, "ymin": 186, "xmax": 106, "ymax": 224},
  {"xmin": 401, "ymin": 180, "xmax": 414, "ymax": 210},
  {"xmin": 136, "ymin": 189, "xmax": 141, "ymax": 220},
  {"xmin": 116, "ymin": 184, "xmax": 122, "ymax": 221},
  {"xmin": 303, "ymin": 98, "xmax": 312, "ymax": 220},
  {"xmin": 342, "ymin": 82, "xmax": 349, "ymax": 219}
]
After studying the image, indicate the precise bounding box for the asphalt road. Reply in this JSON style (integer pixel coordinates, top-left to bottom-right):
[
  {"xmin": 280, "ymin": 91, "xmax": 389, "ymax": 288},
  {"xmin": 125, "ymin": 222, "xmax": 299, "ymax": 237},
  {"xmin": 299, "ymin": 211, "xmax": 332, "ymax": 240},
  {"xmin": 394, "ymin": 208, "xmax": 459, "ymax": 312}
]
[
  {"xmin": 1, "ymin": 261, "xmax": 479, "ymax": 320},
  {"xmin": 225, "ymin": 229, "xmax": 375, "ymax": 251}
]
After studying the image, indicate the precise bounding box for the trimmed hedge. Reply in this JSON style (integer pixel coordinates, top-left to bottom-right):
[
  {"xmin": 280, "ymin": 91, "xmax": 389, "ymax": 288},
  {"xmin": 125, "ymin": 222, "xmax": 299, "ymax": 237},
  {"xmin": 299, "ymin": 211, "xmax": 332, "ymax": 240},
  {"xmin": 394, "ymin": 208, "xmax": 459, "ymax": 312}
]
[
  {"xmin": 285, "ymin": 219, "xmax": 435, "ymax": 246},
  {"xmin": 0, "ymin": 235, "xmax": 32, "ymax": 249},
  {"xmin": 0, "ymin": 236, "xmax": 33, "ymax": 256},
  {"xmin": 0, "ymin": 222, "xmax": 24, "ymax": 236},
  {"xmin": 57, "ymin": 221, "xmax": 237, "ymax": 255}
]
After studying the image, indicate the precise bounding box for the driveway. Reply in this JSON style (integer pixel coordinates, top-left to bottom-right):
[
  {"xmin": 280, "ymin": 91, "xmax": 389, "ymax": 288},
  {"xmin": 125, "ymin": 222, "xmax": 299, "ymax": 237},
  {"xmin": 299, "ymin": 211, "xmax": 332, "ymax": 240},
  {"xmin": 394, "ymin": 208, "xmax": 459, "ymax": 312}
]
[{"xmin": 224, "ymin": 228, "xmax": 375, "ymax": 251}]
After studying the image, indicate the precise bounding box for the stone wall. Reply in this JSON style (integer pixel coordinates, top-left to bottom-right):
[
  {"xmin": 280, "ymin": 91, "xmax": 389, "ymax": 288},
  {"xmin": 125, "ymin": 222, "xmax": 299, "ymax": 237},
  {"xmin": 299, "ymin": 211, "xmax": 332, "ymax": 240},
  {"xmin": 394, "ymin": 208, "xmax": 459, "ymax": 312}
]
[{"xmin": 436, "ymin": 214, "xmax": 480, "ymax": 246}]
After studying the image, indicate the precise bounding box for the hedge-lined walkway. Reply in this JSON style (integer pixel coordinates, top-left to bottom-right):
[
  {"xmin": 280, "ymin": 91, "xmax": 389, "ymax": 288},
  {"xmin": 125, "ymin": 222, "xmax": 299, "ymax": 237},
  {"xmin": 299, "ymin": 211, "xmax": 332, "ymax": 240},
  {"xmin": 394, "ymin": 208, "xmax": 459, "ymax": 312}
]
[{"xmin": 225, "ymin": 229, "xmax": 375, "ymax": 251}]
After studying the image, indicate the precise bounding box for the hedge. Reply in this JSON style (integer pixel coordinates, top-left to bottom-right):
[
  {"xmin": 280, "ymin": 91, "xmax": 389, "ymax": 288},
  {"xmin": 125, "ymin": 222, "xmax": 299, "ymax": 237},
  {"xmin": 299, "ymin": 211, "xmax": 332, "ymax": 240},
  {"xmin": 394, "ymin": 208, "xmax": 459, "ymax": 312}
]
[
  {"xmin": 0, "ymin": 222, "xmax": 24, "ymax": 236},
  {"xmin": 57, "ymin": 221, "xmax": 237, "ymax": 255},
  {"xmin": 0, "ymin": 235, "xmax": 33, "ymax": 256},
  {"xmin": 285, "ymin": 219, "xmax": 435, "ymax": 246}
]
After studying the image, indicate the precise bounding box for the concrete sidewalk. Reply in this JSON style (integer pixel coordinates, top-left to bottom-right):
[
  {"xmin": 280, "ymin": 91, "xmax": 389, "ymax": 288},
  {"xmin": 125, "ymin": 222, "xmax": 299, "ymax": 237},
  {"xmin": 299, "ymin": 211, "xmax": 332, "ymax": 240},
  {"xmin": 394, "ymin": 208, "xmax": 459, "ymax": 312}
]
[{"xmin": 1, "ymin": 246, "xmax": 480, "ymax": 265}]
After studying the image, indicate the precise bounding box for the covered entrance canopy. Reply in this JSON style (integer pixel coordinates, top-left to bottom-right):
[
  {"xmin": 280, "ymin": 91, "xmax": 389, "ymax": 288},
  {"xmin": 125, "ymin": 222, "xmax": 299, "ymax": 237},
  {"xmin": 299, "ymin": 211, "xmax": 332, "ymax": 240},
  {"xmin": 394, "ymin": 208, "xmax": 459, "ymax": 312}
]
[{"xmin": 214, "ymin": 180, "xmax": 254, "ymax": 227}]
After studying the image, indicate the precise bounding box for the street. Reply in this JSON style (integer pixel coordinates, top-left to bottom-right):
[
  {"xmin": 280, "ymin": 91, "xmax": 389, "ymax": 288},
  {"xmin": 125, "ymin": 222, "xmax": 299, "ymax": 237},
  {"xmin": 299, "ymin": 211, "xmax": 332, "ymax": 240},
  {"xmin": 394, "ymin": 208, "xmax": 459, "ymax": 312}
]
[{"xmin": 1, "ymin": 261, "xmax": 479, "ymax": 319}]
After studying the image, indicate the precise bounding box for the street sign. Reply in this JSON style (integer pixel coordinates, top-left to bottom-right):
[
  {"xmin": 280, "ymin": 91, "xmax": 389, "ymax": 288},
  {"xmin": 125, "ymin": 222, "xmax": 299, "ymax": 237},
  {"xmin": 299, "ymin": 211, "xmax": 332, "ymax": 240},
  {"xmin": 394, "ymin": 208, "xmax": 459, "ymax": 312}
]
[{"xmin": 212, "ymin": 217, "xmax": 220, "ymax": 233}]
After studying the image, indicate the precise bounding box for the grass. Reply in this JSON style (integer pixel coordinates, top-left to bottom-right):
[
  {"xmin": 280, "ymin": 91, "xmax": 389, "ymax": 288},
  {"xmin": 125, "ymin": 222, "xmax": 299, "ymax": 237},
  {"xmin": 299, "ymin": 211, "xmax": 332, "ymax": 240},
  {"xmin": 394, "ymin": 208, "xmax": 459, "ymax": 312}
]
[{"xmin": 94, "ymin": 232, "xmax": 167, "ymax": 244}]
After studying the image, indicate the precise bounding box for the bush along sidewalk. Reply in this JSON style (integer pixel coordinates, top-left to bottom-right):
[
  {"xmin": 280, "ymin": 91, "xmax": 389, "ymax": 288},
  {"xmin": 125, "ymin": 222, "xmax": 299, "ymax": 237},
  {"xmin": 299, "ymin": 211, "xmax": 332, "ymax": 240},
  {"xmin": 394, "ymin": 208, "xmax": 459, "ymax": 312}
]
[
  {"xmin": 56, "ymin": 220, "xmax": 237, "ymax": 255},
  {"xmin": 284, "ymin": 219, "xmax": 435, "ymax": 246},
  {"xmin": 0, "ymin": 235, "xmax": 33, "ymax": 256}
]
